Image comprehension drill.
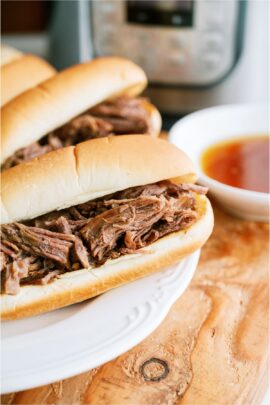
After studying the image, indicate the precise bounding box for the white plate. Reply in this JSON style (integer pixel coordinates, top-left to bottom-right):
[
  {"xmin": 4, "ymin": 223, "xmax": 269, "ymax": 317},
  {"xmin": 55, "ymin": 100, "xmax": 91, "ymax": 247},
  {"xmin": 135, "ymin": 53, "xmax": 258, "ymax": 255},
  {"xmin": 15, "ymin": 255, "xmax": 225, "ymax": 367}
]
[{"xmin": 1, "ymin": 250, "xmax": 200, "ymax": 394}]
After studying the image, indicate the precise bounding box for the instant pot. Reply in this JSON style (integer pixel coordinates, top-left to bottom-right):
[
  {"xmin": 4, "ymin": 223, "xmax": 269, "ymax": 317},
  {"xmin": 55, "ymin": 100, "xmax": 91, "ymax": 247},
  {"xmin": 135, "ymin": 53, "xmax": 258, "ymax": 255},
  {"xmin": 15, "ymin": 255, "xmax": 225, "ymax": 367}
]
[{"xmin": 49, "ymin": 0, "xmax": 269, "ymax": 114}]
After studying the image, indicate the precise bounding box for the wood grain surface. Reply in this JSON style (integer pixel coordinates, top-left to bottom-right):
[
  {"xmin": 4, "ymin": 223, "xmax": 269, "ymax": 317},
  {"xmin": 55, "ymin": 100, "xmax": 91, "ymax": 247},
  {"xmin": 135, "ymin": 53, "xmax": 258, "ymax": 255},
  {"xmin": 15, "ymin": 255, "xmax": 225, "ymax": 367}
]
[{"xmin": 1, "ymin": 205, "xmax": 269, "ymax": 405}]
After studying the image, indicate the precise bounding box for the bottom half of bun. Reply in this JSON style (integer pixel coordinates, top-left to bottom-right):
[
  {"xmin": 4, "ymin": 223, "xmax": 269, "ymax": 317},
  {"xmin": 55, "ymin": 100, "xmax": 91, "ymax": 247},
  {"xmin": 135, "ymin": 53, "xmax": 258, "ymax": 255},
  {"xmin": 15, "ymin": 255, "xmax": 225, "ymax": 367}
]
[{"xmin": 1, "ymin": 196, "xmax": 213, "ymax": 320}]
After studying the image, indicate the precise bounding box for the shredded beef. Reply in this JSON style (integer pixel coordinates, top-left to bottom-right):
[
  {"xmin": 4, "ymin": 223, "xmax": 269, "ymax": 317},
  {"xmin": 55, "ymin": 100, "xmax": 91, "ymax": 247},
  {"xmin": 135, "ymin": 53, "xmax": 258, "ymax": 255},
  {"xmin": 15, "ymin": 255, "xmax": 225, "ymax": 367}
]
[
  {"xmin": 1, "ymin": 181, "xmax": 207, "ymax": 294},
  {"xmin": 89, "ymin": 97, "xmax": 151, "ymax": 134},
  {"xmin": 1, "ymin": 224, "xmax": 75, "ymax": 266},
  {"xmin": 3, "ymin": 259, "xmax": 29, "ymax": 295},
  {"xmin": 43, "ymin": 216, "xmax": 72, "ymax": 234},
  {"xmin": 0, "ymin": 239, "xmax": 20, "ymax": 258},
  {"xmin": 34, "ymin": 270, "xmax": 63, "ymax": 285},
  {"xmin": 1, "ymin": 96, "xmax": 151, "ymax": 170},
  {"xmin": 4, "ymin": 264, "xmax": 20, "ymax": 295},
  {"xmin": 2, "ymin": 142, "xmax": 53, "ymax": 170},
  {"xmin": 72, "ymin": 237, "xmax": 90, "ymax": 269},
  {"xmin": 0, "ymin": 252, "xmax": 7, "ymax": 272},
  {"xmin": 80, "ymin": 197, "xmax": 167, "ymax": 262}
]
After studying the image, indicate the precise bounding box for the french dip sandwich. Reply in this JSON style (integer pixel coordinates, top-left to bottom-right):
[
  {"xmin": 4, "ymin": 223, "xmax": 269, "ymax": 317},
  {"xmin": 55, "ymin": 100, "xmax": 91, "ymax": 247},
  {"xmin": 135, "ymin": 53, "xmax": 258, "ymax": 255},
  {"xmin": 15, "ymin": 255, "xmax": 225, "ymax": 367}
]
[
  {"xmin": 1, "ymin": 57, "xmax": 161, "ymax": 170},
  {"xmin": 1, "ymin": 50, "xmax": 56, "ymax": 107},
  {"xmin": 1, "ymin": 136, "xmax": 213, "ymax": 320}
]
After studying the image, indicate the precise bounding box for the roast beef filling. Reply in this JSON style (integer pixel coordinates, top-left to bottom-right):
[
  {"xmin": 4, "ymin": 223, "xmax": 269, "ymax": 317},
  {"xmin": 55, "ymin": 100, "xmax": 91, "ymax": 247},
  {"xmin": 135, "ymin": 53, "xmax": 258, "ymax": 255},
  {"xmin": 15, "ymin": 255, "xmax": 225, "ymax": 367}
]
[
  {"xmin": 0, "ymin": 181, "xmax": 207, "ymax": 295},
  {"xmin": 1, "ymin": 97, "xmax": 152, "ymax": 170}
]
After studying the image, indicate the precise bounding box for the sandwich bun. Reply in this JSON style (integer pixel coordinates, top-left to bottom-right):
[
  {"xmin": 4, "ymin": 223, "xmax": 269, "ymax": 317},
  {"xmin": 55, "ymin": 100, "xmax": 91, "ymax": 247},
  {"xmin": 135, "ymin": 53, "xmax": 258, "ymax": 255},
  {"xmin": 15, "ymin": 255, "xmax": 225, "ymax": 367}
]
[
  {"xmin": 1, "ymin": 54, "xmax": 56, "ymax": 107},
  {"xmin": 1, "ymin": 44, "xmax": 22, "ymax": 66},
  {"xmin": 1, "ymin": 195, "xmax": 213, "ymax": 320},
  {"xmin": 1, "ymin": 135, "xmax": 197, "ymax": 224},
  {"xmin": 1, "ymin": 57, "xmax": 148, "ymax": 164},
  {"xmin": 1, "ymin": 136, "xmax": 213, "ymax": 320}
]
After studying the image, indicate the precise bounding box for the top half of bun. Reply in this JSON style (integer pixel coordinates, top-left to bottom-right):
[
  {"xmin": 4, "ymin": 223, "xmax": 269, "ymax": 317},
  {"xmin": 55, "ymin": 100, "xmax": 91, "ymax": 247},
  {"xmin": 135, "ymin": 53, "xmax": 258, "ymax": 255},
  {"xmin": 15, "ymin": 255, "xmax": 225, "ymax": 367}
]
[
  {"xmin": 1, "ymin": 135, "xmax": 197, "ymax": 224},
  {"xmin": 1, "ymin": 57, "xmax": 148, "ymax": 164},
  {"xmin": 1, "ymin": 54, "xmax": 57, "ymax": 107}
]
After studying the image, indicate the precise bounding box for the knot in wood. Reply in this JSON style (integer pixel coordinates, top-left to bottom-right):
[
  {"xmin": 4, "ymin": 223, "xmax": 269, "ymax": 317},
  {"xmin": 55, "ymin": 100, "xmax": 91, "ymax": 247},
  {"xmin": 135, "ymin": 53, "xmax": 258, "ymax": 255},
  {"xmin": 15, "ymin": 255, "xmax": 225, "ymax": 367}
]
[{"xmin": 140, "ymin": 358, "xmax": 169, "ymax": 382}]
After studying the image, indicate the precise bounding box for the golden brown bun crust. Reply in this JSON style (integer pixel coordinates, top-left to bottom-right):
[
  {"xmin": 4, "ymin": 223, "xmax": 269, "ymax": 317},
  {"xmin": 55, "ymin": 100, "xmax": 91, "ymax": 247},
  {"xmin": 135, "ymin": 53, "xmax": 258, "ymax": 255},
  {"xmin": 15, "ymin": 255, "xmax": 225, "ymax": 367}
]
[
  {"xmin": 1, "ymin": 135, "xmax": 197, "ymax": 224},
  {"xmin": 1, "ymin": 57, "xmax": 147, "ymax": 163},
  {"xmin": 1, "ymin": 54, "xmax": 56, "ymax": 107},
  {"xmin": 1, "ymin": 45, "xmax": 22, "ymax": 66},
  {"xmin": 1, "ymin": 196, "xmax": 213, "ymax": 320}
]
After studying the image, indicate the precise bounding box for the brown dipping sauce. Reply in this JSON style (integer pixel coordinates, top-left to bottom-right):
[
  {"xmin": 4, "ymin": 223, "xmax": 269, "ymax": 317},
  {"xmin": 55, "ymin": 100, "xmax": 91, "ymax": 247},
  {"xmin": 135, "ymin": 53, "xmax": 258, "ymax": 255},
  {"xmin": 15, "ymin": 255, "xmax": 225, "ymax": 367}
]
[{"xmin": 201, "ymin": 136, "xmax": 269, "ymax": 193}]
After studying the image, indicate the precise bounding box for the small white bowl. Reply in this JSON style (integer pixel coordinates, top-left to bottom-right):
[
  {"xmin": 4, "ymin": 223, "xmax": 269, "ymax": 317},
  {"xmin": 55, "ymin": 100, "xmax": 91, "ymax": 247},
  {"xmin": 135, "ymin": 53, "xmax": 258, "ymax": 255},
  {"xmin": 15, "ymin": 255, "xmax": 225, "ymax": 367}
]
[{"xmin": 169, "ymin": 103, "xmax": 269, "ymax": 222}]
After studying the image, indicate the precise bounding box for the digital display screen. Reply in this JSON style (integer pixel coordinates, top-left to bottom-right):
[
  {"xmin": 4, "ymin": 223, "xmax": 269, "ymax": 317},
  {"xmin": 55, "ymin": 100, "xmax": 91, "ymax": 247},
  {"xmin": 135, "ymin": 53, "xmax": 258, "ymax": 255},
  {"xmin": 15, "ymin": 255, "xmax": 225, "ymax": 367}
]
[{"xmin": 127, "ymin": 1, "xmax": 194, "ymax": 27}]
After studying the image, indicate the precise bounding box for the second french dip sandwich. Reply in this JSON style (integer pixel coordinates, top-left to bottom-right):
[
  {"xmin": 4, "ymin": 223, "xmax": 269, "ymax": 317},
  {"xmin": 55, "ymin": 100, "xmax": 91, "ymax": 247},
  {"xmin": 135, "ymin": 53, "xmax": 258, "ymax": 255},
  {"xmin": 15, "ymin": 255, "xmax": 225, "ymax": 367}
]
[
  {"xmin": 1, "ymin": 47, "xmax": 56, "ymax": 107},
  {"xmin": 1, "ymin": 136, "xmax": 213, "ymax": 320},
  {"xmin": 1, "ymin": 57, "xmax": 161, "ymax": 170}
]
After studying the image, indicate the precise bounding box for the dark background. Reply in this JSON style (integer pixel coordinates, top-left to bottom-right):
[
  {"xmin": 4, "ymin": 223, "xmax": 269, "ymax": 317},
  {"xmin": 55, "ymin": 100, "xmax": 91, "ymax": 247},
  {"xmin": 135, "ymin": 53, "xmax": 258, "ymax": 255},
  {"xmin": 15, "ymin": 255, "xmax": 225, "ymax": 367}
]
[{"xmin": 1, "ymin": 0, "xmax": 52, "ymax": 33}]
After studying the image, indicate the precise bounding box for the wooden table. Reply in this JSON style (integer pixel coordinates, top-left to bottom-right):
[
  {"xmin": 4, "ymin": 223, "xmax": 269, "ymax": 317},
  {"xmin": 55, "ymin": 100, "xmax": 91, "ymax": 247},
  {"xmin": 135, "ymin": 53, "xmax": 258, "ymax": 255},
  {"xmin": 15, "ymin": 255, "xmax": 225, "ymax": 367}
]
[{"xmin": 2, "ymin": 204, "xmax": 269, "ymax": 405}]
